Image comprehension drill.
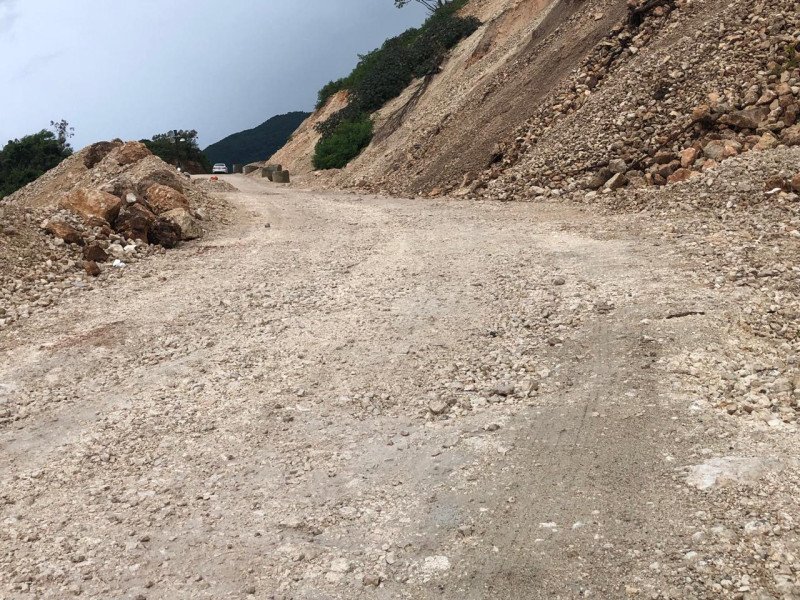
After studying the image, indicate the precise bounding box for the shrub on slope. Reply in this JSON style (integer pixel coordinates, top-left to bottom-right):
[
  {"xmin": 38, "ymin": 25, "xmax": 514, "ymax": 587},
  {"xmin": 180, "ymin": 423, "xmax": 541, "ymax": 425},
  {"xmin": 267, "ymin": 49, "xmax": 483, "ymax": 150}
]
[{"xmin": 313, "ymin": 0, "xmax": 480, "ymax": 168}]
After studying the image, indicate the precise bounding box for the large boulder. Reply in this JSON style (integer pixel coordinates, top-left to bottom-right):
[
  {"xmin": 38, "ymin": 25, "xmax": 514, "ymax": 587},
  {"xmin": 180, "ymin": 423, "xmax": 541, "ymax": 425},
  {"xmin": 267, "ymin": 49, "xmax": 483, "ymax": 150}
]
[
  {"xmin": 114, "ymin": 203, "xmax": 156, "ymax": 242},
  {"xmin": 144, "ymin": 184, "xmax": 190, "ymax": 215},
  {"xmin": 59, "ymin": 188, "xmax": 123, "ymax": 224},
  {"xmin": 162, "ymin": 208, "xmax": 203, "ymax": 240},
  {"xmin": 44, "ymin": 220, "xmax": 84, "ymax": 245},
  {"xmin": 107, "ymin": 141, "xmax": 151, "ymax": 166},
  {"xmin": 83, "ymin": 141, "xmax": 123, "ymax": 169},
  {"xmin": 667, "ymin": 168, "xmax": 697, "ymax": 184},
  {"xmin": 83, "ymin": 243, "xmax": 109, "ymax": 263},
  {"xmin": 135, "ymin": 171, "xmax": 185, "ymax": 197},
  {"xmin": 721, "ymin": 107, "xmax": 770, "ymax": 130},
  {"xmin": 703, "ymin": 139, "xmax": 741, "ymax": 161},
  {"xmin": 149, "ymin": 217, "xmax": 182, "ymax": 248},
  {"xmin": 781, "ymin": 125, "xmax": 800, "ymax": 146}
]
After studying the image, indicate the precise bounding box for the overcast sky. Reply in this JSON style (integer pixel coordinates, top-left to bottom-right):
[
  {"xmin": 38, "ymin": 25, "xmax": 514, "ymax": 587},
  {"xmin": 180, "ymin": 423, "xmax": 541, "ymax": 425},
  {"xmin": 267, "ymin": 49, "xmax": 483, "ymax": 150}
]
[{"xmin": 0, "ymin": 0, "xmax": 428, "ymax": 150}]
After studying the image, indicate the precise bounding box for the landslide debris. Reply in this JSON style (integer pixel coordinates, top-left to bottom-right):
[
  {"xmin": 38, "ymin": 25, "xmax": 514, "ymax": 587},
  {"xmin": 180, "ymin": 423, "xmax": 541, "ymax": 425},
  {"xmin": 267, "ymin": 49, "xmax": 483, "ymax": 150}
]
[
  {"xmin": 471, "ymin": 0, "xmax": 800, "ymax": 197},
  {"xmin": 0, "ymin": 140, "xmax": 226, "ymax": 330}
]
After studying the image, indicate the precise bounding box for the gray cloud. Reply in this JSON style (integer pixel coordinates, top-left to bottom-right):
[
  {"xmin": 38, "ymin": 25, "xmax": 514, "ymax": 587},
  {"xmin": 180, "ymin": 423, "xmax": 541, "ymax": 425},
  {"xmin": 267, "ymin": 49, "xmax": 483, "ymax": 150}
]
[
  {"xmin": 11, "ymin": 51, "xmax": 62, "ymax": 82},
  {"xmin": 0, "ymin": 0, "xmax": 18, "ymax": 33},
  {"xmin": 0, "ymin": 0, "xmax": 429, "ymax": 150}
]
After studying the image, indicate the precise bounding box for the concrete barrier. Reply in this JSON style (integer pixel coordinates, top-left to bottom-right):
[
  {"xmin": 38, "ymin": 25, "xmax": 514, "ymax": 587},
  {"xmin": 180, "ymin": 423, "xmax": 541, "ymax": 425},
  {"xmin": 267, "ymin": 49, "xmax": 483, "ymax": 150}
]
[
  {"xmin": 273, "ymin": 170, "xmax": 290, "ymax": 184},
  {"xmin": 243, "ymin": 165, "xmax": 259, "ymax": 175},
  {"xmin": 232, "ymin": 164, "xmax": 243, "ymax": 174},
  {"xmin": 263, "ymin": 164, "xmax": 281, "ymax": 182}
]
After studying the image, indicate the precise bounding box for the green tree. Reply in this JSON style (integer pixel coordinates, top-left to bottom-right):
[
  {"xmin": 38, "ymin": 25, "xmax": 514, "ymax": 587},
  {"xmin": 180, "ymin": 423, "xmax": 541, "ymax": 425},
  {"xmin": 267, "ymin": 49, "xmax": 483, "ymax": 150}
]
[
  {"xmin": 141, "ymin": 129, "xmax": 212, "ymax": 174},
  {"xmin": 0, "ymin": 121, "xmax": 74, "ymax": 198},
  {"xmin": 49, "ymin": 119, "xmax": 74, "ymax": 150},
  {"xmin": 395, "ymin": 0, "xmax": 451, "ymax": 12}
]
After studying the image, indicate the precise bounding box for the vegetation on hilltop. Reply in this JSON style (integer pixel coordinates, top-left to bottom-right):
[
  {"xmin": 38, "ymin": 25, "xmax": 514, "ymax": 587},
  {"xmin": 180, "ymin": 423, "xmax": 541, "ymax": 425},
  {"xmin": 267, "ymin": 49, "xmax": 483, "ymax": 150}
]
[
  {"xmin": 0, "ymin": 120, "xmax": 73, "ymax": 198},
  {"xmin": 141, "ymin": 130, "xmax": 211, "ymax": 174},
  {"xmin": 203, "ymin": 112, "xmax": 310, "ymax": 169},
  {"xmin": 313, "ymin": 0, "xmax": 479, "ymax": 169}
]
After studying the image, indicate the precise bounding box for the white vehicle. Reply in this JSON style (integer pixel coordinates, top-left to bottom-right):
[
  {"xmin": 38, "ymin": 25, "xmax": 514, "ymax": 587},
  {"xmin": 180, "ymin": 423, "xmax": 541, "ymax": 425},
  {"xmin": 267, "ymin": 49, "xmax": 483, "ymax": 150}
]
[{"xmin": 212, "ymin": 163, "xmax": 228, "ymax": 174}]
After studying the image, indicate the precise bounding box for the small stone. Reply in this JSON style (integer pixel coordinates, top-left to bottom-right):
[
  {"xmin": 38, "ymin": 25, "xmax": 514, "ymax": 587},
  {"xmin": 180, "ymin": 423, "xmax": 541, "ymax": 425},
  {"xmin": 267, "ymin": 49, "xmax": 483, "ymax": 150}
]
[
  {"xmin": 608, "ymin": 158, "xmax": 627, "ymax": 173},
  {"xmin": 329, "ymin": 558, "xmax": 352, "ymax": 573},
  {"xmin": 553, "ymin": 276, "xmax": 566, "ymax": 286},
  {"xmin": 428, "ymin": 397, "xmax": 450, "ymax": 415},
  {"xmin": 83, "ymin": 261, "xmax": 101, "ymax": 277},
  {"xmin": 493, "ymin": 382, "xmax": 515, "ymax": 397},
  {"xmin": 83, "ymin": 243, "xmax": 109, "ymax": 263},
  {"xmin": 458, "ymin": 524, "xmax": 474, "ymax": 537},
  {"xmin": 680, "ymin": 147, "xmax": 699, "ymax": 168},
  {"xmin": 362, "ymin": 574, "xmax": 381, "ymax": 587}
]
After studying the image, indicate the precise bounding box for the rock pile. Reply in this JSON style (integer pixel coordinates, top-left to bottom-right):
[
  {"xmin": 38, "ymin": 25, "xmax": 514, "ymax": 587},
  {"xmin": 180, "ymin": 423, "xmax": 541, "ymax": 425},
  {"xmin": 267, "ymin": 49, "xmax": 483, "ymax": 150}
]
[
  {"xmin": 468, "ymin": 0, "xmax": 800, "ymax": 198},
  {"xmin": 0, "ymin": 140, "xmax": 223, "ymax": 329}
]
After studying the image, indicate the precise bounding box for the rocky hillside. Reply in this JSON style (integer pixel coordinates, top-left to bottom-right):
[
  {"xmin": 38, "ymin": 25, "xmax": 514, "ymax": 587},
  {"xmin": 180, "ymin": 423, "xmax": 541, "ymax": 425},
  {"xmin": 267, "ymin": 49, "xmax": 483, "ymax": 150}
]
[
  {"xmin": 0, "ymin": 140, "xmax": 227, "ymax": 329},
  {"xmin": 273, "ymin": 0, "xmax": 800, "ymax": 201}
]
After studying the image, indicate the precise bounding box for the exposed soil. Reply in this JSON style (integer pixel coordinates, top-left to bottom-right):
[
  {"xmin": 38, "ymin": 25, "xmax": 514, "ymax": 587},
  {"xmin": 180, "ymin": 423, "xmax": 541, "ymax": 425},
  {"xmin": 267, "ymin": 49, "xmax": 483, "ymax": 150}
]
[{"xmin": 2, "ymin": 176, "xmax": 797, "ymax": 599}]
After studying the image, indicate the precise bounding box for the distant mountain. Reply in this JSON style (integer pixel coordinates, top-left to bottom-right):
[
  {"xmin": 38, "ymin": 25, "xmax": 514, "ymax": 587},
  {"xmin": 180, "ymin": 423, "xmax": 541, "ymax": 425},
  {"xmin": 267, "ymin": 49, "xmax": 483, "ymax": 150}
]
[{"xmin": 203, "ymin": 111, "xmax": 310, "ymax": 168}]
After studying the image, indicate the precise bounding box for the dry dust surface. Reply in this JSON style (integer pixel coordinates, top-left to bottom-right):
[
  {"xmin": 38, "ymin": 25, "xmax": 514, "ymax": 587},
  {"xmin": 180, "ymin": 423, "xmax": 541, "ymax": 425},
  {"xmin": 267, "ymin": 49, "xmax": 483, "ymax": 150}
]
[{"xmin": 1, "ymin": 176, "xmax": 797, "ymax": 599}]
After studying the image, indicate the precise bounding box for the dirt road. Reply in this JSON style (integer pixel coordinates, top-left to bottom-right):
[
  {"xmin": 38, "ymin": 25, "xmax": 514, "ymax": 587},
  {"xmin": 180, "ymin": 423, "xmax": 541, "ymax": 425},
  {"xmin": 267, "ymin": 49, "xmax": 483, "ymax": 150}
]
[{"xmin": 0, "ymin": 176, "xmax": 788, "ymax": 598}]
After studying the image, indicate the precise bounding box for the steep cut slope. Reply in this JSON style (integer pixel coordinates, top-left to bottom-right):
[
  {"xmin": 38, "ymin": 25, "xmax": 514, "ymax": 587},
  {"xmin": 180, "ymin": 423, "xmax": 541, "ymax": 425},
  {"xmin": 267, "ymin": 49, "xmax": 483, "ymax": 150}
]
[
  {"xmin": 270, "ymin": 0, "xmax": 628, "ymax": 189},
  {"xmin": 339, "ymin": 0, "xmax": 628, "ymax": 193},
  {"xmin": 266, "ymin": 91, "xmax": 350, "ymax": 176},
  {"xmin": 204, "ymin": 111, "xmax": 310, "ymax": 169},
  {"xmin": 274, "ymin": 0, "xmax": 800, "ymax": 201}
]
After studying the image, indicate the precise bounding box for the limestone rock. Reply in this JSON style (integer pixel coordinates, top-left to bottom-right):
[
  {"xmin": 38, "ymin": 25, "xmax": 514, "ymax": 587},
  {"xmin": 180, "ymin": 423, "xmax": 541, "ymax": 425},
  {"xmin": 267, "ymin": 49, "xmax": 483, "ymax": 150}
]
[
  {"xmin": 781, "ymin": 125, "xmax": 800, "ymax": 146},
  {"xmin": 44, "ymin": 220, "xmax": 84, "ymax": 245},
  {"xmin": 107, "ymin": 141, "xmax": 151, "ymax": 166},
  {"xmin": 149, "ymin": 217, "xmax": 182, "ymax": 248},
  {"xmin": 115, "ymin": 203, "xmax": 156, "ymax": 242},
  {"xmin": 162, "ymin": 208, "xmax": 203, "ymax": 240},
  {"xmin": 144, "ymin": 184, "xmax": 191, "ymax": 215},
  {"xmin": 82, "ymin": 243, "xmax": 109, "ymax": 263},
  {"xmin": 686, "ymin": 457, "xmax": 786, "ymax": 490},
  {"xmin": 59, "ymin": 188, "xmax": 123, "ymax": 224}
]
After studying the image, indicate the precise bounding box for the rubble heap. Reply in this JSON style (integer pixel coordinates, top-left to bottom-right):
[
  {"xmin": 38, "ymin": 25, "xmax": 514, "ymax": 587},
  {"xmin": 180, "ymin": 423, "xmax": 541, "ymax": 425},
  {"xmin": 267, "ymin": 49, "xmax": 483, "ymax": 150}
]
[
  {"xmin": 0, "ymin": 140, "xmax": 224, "ymax": 329},
  {"xmin": 469, "ymin": 0, "xmax": 800, "ymax": 197}
]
